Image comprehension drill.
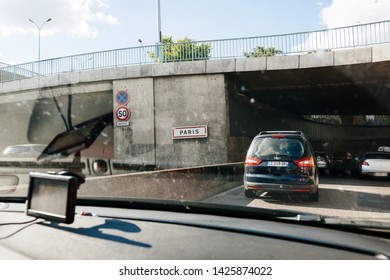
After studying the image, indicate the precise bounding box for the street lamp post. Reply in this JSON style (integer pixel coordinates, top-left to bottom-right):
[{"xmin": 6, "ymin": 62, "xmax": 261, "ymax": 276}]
[
  {"xmin": 156, "ymin": 0, "xmax": 162, "ymax": 44},
  {"xmin": 28, "ymin": 18, "xmax": 52, "ymax": 61},
  {"xmin": 156, "ymin": 0, "xmax": 162, "ymax": 62}
]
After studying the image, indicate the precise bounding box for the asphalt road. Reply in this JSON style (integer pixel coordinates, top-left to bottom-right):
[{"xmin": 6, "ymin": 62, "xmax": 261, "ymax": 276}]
[{"xmin": 205, "ymin": 175, "xmax": 390, "ymax": 222}]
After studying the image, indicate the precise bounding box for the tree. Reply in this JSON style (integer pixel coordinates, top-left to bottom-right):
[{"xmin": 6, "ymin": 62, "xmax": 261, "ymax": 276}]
[
  {"xmin": 149, "ymin": 36, "xmax": 211, "ymax": 62},
  {"xmin": 244, "ymin": 46, "xmax": 282, "ymax": 58}
]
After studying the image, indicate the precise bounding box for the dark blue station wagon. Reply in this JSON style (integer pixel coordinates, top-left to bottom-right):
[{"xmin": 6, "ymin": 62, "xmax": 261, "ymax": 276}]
[{"xmin": 244, "ymin": 131, "xmax": 319, "ymax": 201}]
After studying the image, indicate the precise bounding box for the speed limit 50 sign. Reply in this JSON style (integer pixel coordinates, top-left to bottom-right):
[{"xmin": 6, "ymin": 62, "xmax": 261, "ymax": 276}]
[{"xmin": 116, "ymin": 106, "xmax": 130, "ymax": 121}]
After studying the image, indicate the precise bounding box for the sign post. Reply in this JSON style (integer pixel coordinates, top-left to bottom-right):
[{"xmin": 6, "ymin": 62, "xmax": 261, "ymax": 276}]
[{"xmin": 114, "ymin": 89, "xmax": 130, "ymax": 127}]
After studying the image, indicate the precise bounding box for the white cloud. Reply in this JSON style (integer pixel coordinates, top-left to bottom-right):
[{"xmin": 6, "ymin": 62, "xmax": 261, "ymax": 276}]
[
  {"xmin": 291, "ymin": 0, "xmax": 390, "ymax": 53},
  {"xmin": 321, "ymin": 0, "xmax": 390, "ymax": 28},
  {"xmin": 0, "ymin": 0, "xmax": 119, "ymax": 38}
]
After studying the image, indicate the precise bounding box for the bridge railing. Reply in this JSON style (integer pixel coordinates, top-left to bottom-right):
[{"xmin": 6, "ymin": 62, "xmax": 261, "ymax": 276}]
[{"xmin": 1, "ymin": 19, "xmax": 390, "ymax": 83}]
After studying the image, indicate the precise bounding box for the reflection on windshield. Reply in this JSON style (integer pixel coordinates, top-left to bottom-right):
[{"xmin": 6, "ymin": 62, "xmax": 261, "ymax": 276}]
[{"xmin": 0, "ymin": 27, "xmax": 389, "ymax": 230}]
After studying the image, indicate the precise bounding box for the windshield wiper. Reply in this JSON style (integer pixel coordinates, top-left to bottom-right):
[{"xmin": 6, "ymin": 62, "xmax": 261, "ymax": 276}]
[
  {"xmin": 321, "ymin": 217, "xmax": 390, "ymax": 231},
  {"xmin": 76, "ymin": 197, "xmax": 325, "ymax": 223}
]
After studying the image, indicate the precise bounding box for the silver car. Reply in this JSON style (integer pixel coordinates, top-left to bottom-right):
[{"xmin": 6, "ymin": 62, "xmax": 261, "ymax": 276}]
[
  {"xmin": 315, "ymin": 151, "xmax": 332, "ymax": 174},
  {"xmin": 359, "ymin": 152, "xmax": 390, "ymax": 178}
]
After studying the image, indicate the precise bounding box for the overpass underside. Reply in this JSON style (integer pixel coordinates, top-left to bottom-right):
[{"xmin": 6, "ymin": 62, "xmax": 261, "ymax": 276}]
[{"xmin": 227, "ymin": 61, "xmax": 390, "ymax": 158}]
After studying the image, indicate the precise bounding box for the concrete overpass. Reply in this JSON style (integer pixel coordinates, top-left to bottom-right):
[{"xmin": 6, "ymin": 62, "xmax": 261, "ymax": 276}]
[{"xmin": 1, "ymin": 44, "xmax": 390, "ymax": 170}]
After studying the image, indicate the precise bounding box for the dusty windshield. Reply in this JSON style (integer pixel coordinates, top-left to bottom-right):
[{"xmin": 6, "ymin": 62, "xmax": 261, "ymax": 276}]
[{"xmin": 0, "ymin": 0, "xmax": 389, "ymax": 228}]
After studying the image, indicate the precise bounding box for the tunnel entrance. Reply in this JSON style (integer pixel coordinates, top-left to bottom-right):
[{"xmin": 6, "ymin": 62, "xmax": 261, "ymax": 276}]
[{"xmin": 226, "ymin": 63, "xmax": 390, "ymax": 161}]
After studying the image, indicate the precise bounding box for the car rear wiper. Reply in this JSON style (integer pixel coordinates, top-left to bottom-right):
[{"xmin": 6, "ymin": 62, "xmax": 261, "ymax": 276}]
[
  {"xmin": 275, "ymin": 154, "xmax": 292, "ymax": 158},
  {"xmin": 262, "ymin": 154, "xmax": 291, "ymax": 158}
]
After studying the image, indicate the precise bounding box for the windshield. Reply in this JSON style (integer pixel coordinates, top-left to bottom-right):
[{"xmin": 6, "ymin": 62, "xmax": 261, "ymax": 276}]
[{"xmin": 0, "ymin": 0, "xmax": 390, "ymax": 241}]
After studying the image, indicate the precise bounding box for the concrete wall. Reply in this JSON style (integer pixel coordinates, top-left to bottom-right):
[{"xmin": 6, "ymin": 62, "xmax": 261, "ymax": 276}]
[
  {"xmin": 113, "ymin": 78, "xmax": 155, "ymax": 166},
  {"xmin": 113, "ymin": 74, "xmax": 229, "ymax": 169},
  {"xmin": 3, "ymin": 43, "xmax": 390, "ymax": 95},
  {"xmin": 155, "ymin": 74, "xmax": 228, "ymax": 168},
  {"xmin": 226, "ymin": 78, "xmax": 256, "ymax": 162}
]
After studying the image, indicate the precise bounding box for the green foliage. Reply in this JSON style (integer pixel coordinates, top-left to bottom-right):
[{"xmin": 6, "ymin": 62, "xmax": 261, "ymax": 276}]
[
  {"xmin": 149, "ymin": 36, "xmax": 211, "ymax": 62},
  {"xmin": 244, "ymin": 46, "xmax": 282, "ymax": 58}
]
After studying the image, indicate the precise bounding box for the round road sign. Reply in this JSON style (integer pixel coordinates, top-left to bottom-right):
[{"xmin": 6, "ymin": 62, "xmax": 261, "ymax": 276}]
[
  {"xmin": 116, "ymin": 106, "xmax": 130, "ymax": 121},
  {"xmin": 115, "ymin": 90, "xmax": 129, "ymax": 105}
]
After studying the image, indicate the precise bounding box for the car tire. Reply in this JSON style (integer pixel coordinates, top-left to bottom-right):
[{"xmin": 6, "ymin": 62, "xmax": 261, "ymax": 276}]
[{"xmin": 244, "ymin": 189, "xmax": 257, "ymax": 198}]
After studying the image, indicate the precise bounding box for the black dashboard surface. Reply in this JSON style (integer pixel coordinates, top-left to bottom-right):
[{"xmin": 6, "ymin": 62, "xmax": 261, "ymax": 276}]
[{"xmin": 1, "ymin": 202, "xmax": 390, "ymax": 259}]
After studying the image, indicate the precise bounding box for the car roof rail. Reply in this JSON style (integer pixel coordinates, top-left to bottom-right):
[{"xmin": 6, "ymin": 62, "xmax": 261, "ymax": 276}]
[{"xmin": 258, "ymin": 131, "xmax": 304, "ymax": 136}]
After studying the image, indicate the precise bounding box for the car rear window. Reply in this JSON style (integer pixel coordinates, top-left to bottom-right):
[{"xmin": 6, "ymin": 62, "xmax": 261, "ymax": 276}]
[{"xmin": 249, "ymin": 137, "xmax": 304, "ymax": 158}]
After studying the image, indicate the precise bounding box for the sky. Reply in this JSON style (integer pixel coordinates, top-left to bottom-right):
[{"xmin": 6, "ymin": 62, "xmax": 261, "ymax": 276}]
[{"xmin": 0, "ymin": 0, "xmax": 389, "ymax": 65}]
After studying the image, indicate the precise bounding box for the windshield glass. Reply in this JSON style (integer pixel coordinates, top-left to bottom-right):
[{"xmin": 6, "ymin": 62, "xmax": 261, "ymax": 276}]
[{"xmin": 0, "ymin": 0, "xmax": 389, "ymax": 231}]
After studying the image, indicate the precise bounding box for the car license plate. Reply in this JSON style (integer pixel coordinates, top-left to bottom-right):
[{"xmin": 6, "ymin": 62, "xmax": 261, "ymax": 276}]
[
  {"xmin": 374, "ymin": 172, "xmax": 387, "ymax": 177},
  {"xmin": 266, "ymin": 161, "xmax": 288, "ymax": 167}
]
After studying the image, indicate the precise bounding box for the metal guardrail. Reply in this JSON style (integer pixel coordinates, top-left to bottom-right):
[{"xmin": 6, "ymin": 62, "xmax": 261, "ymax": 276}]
[{"xmin": 1, "ymin": 20, "xmax": 390, "ymax": 83}]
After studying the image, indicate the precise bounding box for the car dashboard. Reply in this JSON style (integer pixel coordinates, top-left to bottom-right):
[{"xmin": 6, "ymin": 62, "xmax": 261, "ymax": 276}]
[{"xmin": 1, "ymin": 200, "xmax": 390, "ymax": 260}]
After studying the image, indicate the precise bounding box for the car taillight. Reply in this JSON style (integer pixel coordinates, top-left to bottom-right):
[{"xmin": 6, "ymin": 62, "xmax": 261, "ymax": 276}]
[
  {"xmin": 245, "ymin": 156, "xmax": 262, "ymax": 166},
  {"xmin": 362, "ymin": 161, "xmax": 369, "ymax": 166},
  {"xmin": 294, "ymin": 157, "xmax": 315, "ymax": 167}
]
